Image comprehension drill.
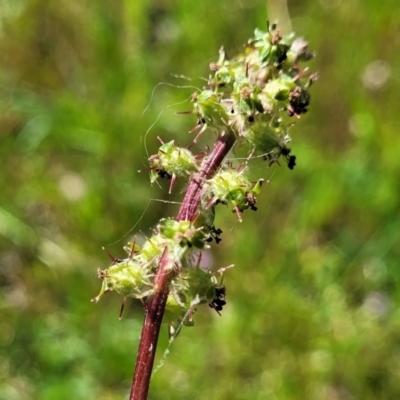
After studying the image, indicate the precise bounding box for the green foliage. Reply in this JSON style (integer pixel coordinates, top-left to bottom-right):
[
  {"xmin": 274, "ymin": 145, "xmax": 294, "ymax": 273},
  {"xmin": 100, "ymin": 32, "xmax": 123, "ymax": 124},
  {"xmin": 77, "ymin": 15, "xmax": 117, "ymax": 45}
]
[{"xmin": 1, "ymin": 1, "xmax": 400, "ymax": 399}]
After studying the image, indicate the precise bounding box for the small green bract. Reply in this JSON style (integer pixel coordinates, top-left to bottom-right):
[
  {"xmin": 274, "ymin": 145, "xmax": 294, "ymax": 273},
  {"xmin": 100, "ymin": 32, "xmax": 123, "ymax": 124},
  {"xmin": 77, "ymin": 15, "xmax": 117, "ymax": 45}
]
[{"xmin": 92, "ymin": 259, "xmax": 155, "ymax": 302}]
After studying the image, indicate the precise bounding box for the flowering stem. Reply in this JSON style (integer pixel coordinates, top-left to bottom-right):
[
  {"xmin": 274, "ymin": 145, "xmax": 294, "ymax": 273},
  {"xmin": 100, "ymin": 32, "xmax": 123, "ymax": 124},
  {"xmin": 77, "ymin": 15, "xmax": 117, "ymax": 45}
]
[
  {"xmin": 130, "ymin": 130, "xmax": 236, "ymax": 399},
  {"xmin": 93, "ymin": 22, "xmax": 315, "ymax": 399}
]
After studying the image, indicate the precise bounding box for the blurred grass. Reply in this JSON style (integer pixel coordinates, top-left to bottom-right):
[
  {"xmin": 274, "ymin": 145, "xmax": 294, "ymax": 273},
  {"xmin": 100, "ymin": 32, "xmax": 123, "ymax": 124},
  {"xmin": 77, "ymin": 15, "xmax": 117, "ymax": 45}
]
[{"xmin": 1, "ymin": 0, "xmax": 400, "ymax": 399}]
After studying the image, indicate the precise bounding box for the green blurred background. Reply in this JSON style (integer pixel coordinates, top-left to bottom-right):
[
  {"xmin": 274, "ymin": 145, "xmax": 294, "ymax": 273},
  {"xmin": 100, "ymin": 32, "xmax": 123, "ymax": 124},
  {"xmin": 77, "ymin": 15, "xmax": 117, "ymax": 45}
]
[{"xmin": 1, "ymin": 0, "xmax": 400, "ymax": 399}]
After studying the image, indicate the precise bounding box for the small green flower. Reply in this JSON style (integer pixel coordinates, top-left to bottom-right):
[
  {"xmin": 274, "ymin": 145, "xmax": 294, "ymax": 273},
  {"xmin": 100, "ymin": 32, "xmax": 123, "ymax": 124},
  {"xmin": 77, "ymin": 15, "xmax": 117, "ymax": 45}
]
[
  {"xmin": 189, "ymin": 90, "xmax": 231, "ymax": 142},
  {"xmin": 92, "ymin": 258, "xmax": 155, "ymax": 302},
  {"xmin": 262, "ymin": 75, "xmax": 295, "ymax": 103},
  {"xmin": 232, "ymin": 77, "xmax": 264, "ymax": 117},
  {"xmin": 165, "ymin": 264, "xmax": 232, "ymax": 338},
  {"xmin": 250, "ymin": 23, "xmax": 292, "ymax": 68},
  {"xmin": 206, "ymin": 167, "xmax": 264, "ymax": 222},
  {"xmin": 148, "ymin": 140, "xmax": 198, "ymax": 193},
  {"xmin": 159, "ymin": 219, "xmax": 207, "ymax": 250},
  {"xmin": 139, "ymin": 234, "xmax": 169, "ymax": 262}
]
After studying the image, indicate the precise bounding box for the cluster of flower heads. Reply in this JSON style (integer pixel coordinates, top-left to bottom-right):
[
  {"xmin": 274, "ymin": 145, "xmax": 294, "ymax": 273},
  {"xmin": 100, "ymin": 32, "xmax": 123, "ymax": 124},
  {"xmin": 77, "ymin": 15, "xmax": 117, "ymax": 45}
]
[
  {"xmin": 92, "ymin": 218, "xmax": 230, "ymax": 338},
  {"xmin": 149, "ymin": 23, "xmax": 315, "ymax": 188},
  {"xmin": 201, "ymin": 23, "xmax": 315, "ymax": 159},
  {"xmin": 94, "ymin": 23, "xmax": 315, "ymax": 336}
]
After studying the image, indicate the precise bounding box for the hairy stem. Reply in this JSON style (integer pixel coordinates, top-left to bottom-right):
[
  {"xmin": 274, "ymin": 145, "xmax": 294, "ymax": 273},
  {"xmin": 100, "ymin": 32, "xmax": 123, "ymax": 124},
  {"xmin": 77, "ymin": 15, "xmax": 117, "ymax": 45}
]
[{"xmin": 130, "ymin": 130, "xmax": 236, "ymax": 399}]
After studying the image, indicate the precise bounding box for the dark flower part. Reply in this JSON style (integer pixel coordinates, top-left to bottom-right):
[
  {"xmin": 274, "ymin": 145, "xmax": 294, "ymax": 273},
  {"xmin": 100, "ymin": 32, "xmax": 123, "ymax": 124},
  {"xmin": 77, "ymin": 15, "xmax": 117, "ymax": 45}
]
[
  {"xmin": 269, "ymin": 21, "xmax": 277, "ymax": 31},
  {"xmin": 277, "ymin": 50, "xmax": 288, "ymax": 65},
  {"xmin": 269, "ymin": 26, "xmax": 290, "ymax": 69},
  {"xmin": 183, "ymin": 240, "xmax": 193, "ymax": 248},
  {"xmin": 209, "ymin": 286, "xmax": 227, "ymax": 315},
  {"xmin": 287, "ymin": 155, "xmax": 296, "ymax": 170},
  {"xmin": 262, "ymin": 145, "xmax": 296, "ymax": 170},
  {"xmin": 214, "ymin": 199, "xmax": 227, "ymax": 206},
  {"xmin": 97, "ymin": 268, "xmax": 107, "ymax": 279},
  {"xmin": 245, "ymin": 192, "xmax": 258, "ymax": 211},
  {"xmin": 274, "ymin": 45, "xmax": 290, "ymax": 70},
  {"xmin": 280, "ymin": 146, "xmax": 297, "ymax": 170},
  {"xmin": 157, "ymin": 168, "xmax": 173, "ymax": 180},
  {"xmin": 288, "ymin": 87, "xmax": 310, "ymax": 116},
  {"xmin": 206, "ymin": 225, "xmax": 223, "ymax": 244}
]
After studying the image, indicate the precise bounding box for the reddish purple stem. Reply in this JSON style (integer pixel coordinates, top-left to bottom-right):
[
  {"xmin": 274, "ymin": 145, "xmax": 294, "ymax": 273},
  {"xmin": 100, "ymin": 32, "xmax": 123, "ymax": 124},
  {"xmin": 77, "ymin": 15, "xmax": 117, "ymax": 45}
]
[{"xmin": 130, "ymin": 130, "xmax": 236, "ymax": 400}]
